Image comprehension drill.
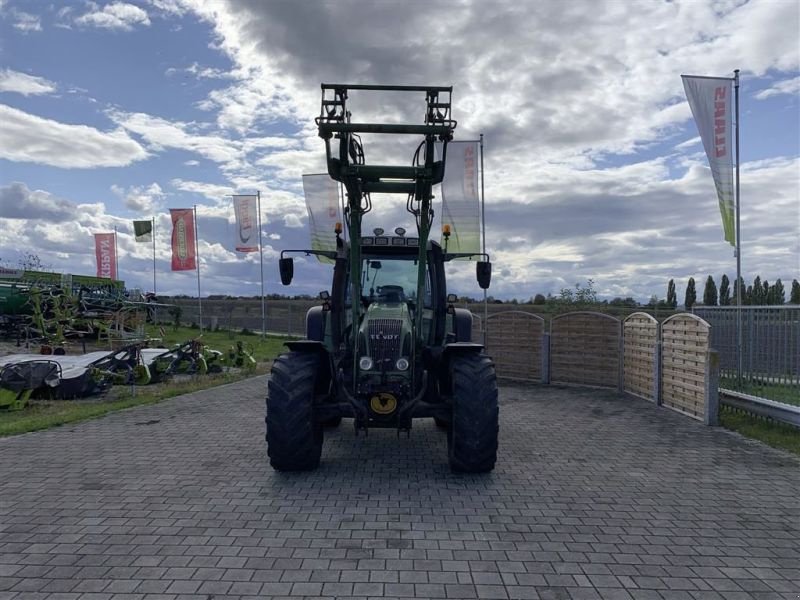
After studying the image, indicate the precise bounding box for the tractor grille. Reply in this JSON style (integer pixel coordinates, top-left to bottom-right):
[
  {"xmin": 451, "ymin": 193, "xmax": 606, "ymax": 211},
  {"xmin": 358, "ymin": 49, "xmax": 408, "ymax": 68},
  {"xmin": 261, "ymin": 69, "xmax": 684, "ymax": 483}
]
[{"xmin": 368, "ymin": 319, "xmax": 403, "ymax": 366}]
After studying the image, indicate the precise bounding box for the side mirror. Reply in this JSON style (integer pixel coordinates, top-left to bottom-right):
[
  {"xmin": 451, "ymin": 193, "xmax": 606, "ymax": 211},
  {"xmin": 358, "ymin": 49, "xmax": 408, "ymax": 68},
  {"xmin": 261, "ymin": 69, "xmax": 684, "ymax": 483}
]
[
  {"xmin": 477, "ymin": 261, "xmax": 492, "ymax": 290},
  {"xmin": 279, "ymin": 257, "xmax": 294, "ymax": 285},
  {"xmin": 447, "ymin": 293, "xmax": 458, "ymax": 303}
]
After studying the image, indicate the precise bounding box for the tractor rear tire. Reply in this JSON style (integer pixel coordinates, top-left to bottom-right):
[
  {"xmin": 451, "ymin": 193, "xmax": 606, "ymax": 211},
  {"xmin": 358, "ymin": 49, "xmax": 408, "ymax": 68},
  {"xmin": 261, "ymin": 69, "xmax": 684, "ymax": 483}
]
[
  {"xmin": 447, "ymin": 353, "xmax": 499, "ymax": 473},
  {"xmin": 266, "ymin": 352, "xmax": 323, "ymax": 471}
]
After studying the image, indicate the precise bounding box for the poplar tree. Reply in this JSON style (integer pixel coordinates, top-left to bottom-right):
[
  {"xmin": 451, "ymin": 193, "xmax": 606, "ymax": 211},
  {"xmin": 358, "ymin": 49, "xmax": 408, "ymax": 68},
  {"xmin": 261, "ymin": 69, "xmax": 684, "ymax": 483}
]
[
  {"xmin": 684, "ymin": 277, "xmax": 697, "ymax": 309},
  {"xmin": 666, "ymin": 279, "xmax": 677, "ymax": 309},
  {"xmin": 702, "ymin": 275, "xmax": 718, "ymax": 306},
  {"xmin": 719, "ymin": 274, "xmax": 731, "ymax": 306},
  {"xmin": 790, "ymin": 279, "xmax": 800, "ymax": 304}
]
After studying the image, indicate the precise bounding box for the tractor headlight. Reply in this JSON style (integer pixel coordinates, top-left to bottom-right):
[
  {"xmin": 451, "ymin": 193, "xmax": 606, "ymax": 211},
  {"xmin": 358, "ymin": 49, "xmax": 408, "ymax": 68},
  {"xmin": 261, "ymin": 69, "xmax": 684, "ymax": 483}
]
[
  {"xmin": 359, "ymin": 356, "xmax": 374, "ymax": 370},
  {"xmin": 395, "ymin": 357, "xmax": 410, "ymax": 371}
]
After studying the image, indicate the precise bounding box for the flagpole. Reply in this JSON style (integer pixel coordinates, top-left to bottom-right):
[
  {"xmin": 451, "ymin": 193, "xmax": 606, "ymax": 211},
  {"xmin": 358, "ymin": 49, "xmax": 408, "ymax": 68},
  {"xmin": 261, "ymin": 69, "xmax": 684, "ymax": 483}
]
[
  {"xmin": 113, "ymin": 226, "xmax": 119, "ymax": 281},
  {"xmin": 194, "ymin": 205, "xmax": 203, "ymax": 333},
  {"xmin": 480, "ymin": 133, "xmax": 487, "ymax": 347},
  {"xmin": 152, "ymin": 216, "xmax": 157, "ymax": 295},
  {"xmin": 257, "ymin": 191, "xmax": 266, "ymax": 338},
  {"xmin": 734, "ymin": 69, "xmax": 742, "ymax": 385}
]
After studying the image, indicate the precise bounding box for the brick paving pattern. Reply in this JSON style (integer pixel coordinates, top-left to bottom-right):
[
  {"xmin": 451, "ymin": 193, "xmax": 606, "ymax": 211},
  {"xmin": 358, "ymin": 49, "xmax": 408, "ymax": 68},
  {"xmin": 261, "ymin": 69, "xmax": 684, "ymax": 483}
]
[{"xmin": 0, "ymin": 376, "xmax": 798, "ymax": 599}]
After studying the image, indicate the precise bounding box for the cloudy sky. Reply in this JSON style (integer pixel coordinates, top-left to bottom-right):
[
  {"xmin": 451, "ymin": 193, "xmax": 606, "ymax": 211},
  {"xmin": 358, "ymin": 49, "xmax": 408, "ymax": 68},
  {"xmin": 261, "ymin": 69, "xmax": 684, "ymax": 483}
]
[{"xmin": 0, "ymin": 0, "xmax": 798, "ymax": 302}]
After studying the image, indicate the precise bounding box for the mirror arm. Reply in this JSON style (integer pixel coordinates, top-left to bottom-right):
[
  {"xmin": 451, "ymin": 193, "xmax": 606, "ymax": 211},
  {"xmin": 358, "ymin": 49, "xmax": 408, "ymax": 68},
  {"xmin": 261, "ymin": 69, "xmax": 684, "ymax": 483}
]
[{"xmin": 280, "ymin": 249, "xmax": 338, "ymax": 260}]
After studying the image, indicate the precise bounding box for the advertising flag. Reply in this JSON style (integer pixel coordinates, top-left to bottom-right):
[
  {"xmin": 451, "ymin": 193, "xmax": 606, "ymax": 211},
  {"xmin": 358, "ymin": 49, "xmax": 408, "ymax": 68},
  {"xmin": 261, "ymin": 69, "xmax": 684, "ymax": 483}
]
[
  {"xmin": 302, "ymin": 174, "xmax": 341, "ymax": 263},
  {"xmin": 439, "ymin": 140, "xmax": 481, "ymax": 256},
  {"xmin": 170, "ymin": 209, "xmax": 196, "ymax": 271},
  {"xmin": 682, "ymin": 75, "xmax": 735, "ymax": 246},
  {"xmin": 94, "ymin": 233, "xmax": 117, "ymax": 279},
  {"xmin": 233, "ymin": 195, "xmax": 259, "ymax": 252},
  {"xmin": 133, "ymin": 220, "xmax": 152, "ymax": 243}
]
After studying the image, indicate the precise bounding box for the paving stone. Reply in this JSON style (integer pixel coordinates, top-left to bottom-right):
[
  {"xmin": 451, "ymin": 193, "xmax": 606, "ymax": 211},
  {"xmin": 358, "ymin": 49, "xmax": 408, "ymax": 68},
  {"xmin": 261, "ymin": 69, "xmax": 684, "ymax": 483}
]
[{"xmin": 0, "ymin": 378, "xmax": 796, "ymax": 600}]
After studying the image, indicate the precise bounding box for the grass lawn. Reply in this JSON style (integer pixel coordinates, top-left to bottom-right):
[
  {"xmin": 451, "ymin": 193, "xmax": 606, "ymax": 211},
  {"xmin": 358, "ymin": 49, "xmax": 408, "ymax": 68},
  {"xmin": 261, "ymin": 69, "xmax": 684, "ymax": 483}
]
[
  {"xmin": 0, "ymin": 326, "xmax": 292, "ymax": 437},
  {"xmin": 719, "ymin": 407, "xmax": 800, "ymax": 456},
  {"xmin": 719, "ymin": 377, "xmax": 800, "ymax": 407},
  {"xmin": 145, "ymin": 324, "xmax": 292, "ymax": 363}
]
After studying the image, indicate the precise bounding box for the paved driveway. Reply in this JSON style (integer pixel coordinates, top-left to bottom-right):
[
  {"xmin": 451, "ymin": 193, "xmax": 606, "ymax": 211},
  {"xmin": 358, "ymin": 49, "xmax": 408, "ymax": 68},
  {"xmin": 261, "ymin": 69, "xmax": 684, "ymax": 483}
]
[{"xmin": 0, "ymin": 377, "xmax": 798, "ymax": 600}]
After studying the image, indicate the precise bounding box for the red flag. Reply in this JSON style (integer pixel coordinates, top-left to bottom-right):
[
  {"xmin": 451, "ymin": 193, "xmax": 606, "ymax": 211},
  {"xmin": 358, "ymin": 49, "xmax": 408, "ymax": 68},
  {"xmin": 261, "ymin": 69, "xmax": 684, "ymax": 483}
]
[
  {"xmin": 170, "ymin": 208, "xmax": 197, "ymax": 271},
  {"xmin": 94, "ymin": 233, "xmax": 117, "ymax": 279}
]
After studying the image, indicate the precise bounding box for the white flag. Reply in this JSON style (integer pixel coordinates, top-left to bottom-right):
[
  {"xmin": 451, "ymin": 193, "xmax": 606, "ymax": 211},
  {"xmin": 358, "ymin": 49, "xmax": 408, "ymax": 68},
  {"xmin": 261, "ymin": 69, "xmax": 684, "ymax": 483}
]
[
  {"xmin": 682, "ymin": 75, "xmax": 735, "ymax": 246},
  {"xmin": 233, "ymin": 195, "xmax": 259, "ymax": 252},
  {"xmin": 302, "ymin": 174, "xmax": 341, "ymax": 263},
  {"xmin": 439, "ymin": 140, "xmax": 481, "ymax": 256}
]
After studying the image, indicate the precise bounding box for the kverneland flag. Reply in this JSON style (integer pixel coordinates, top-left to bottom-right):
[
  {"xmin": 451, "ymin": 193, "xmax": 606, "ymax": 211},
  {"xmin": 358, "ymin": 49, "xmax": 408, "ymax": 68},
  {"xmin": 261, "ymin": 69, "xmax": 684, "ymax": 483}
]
[
  {"xmin": 682, "ymin": 75, "xmax": 735, "ymax": 246},
  {"xmin": 170, "ymin": 209, "xmax": 196, "ymax": 271},
  {"xmin": 233, "ymin": 195, "xmax": 259, "ymax": 252},
  {"xmin": 439, "ymin": 141, "xmax": 481, "ymax": 256},
  {"xmin": 302, "ymin": 174, "xmax": 341, "ymax": 263},
  {"xmin": 94, "ymin": 233, "xmax": 117, "ymax": 279}
]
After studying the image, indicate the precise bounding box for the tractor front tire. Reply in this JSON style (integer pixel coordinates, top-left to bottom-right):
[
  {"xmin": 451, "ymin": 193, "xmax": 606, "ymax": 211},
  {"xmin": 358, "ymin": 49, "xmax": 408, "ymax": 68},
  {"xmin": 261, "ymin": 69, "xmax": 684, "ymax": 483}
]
[
  {"xmin": 447, "ymin": 353, "xmax": 499, "ymax": 473},
  {"xmin": 266, "ymin": 352, "xmax": 323, "ymax": 471}
]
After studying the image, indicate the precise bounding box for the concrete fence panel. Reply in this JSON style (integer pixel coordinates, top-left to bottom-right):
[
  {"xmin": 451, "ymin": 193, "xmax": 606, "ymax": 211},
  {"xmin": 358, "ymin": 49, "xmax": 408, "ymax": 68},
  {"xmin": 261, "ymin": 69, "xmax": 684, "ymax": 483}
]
[
  {"xmin": 485, "ymin": 311, "xmax": 544, "ymax": 382},
  {"xmin": 661, "ymin": 313, "xmax": 711, "ymax": 420},
  {"xmin": 551, "ymin": 311, "xmax": 621, "ymax": 389},
  {"xmin": 623, "ymin": 312, "xmax": 659, "ymax": 402}
]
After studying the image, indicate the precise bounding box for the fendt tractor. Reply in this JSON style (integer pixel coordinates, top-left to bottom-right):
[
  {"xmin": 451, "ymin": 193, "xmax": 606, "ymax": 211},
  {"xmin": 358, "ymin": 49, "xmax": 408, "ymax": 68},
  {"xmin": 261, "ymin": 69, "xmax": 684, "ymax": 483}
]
[{"xmin": 267, "ymin": 84, "xmax": 499, "ymax": 473}]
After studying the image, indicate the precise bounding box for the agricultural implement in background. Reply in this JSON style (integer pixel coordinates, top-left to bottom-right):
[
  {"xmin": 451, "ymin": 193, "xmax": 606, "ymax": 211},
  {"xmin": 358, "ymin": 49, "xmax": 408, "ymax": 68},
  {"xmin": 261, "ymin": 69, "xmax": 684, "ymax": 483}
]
[
  {"xmin": 0, "ymin": 337, "xmax": 235, "ymax": 409},
  {"xmin": 0, "ymin": 360, "xmax": 61, "ymax": 411},
  {"xmin": 0, "ymin": 270, "xmax": 170, "ymax": 347},
  {"xmin": 268, "ymin": 84, "xmax": 498, "ymax": 473}
]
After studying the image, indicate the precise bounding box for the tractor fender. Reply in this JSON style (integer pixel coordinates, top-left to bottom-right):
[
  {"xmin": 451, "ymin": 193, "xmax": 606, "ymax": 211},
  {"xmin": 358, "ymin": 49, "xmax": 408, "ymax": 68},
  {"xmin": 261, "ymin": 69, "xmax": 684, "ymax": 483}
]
[
  {"xmin": 282, "ymin": 340, "xmax": 333, "ymax": 398},
  {"xmin": 305, "ymin": 306, "xmax": 325, "ymax": 341},
  {"xmin": 439, "ymin": 342, "xmax": 485, "ymax": 395},
  {"xmin": 452, "ymin": 308, "xmax": 473, "ymax": 342}
]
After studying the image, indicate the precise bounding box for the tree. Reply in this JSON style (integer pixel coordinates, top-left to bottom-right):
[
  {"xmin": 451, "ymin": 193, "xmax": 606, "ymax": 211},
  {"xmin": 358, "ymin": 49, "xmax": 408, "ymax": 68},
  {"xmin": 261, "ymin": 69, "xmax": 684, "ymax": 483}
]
[
  {"xmin": 17, "ymin": 252, "xmax": 49, "ymax": 271},
  {"xmin": 684, "ymin": 277, "xmax": 697, "ymax": 309},
  {"xmin": 719, "ymin": 274, "xmax": 731, "ymax": 306},
  {"xmin": 532, "ymin": 293, "xmax": 546, "ymax": 305},
  {"xmin": 791, "ymin": 279, "xmax": 800, "ymax": 304},
  {"xmin": 762, "ymin": 280, "xmax": 770, "ymax": 305},
  {"xmin": 751, "ymin": 276, "xmax": 763, "ymax": 305},
  {"xmin": 732, "ymin": 276, "xmax": 746, "ymax": 305},
  {"xmin": 666, "ymin": 279, "xmax": 677, "ymax": 309},
  {"xmin": 770, "ymin": 279, "xmax": 785, "ymax": 305},
  {"xmin": 702, "ymin": 275, "xmax": 718, "ymax": 306},
  {"xmin": 558, "ymin": 279, "xmax": 598, "ymax": 306}
]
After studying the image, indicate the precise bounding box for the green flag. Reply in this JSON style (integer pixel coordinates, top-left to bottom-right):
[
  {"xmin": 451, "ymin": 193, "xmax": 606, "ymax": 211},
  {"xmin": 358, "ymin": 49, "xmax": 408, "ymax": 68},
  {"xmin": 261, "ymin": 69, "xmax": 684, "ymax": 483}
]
[{"xmin": 133, "ymin": 220, "xmax": 152, "ymax": 243}]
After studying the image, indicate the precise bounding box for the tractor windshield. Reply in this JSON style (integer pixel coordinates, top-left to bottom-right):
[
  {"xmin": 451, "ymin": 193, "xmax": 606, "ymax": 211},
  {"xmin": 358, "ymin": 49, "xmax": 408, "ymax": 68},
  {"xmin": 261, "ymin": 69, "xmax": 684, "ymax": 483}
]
[{"xmin": 348, "ymin": 256, "xmax": 432, "ymax": 308}]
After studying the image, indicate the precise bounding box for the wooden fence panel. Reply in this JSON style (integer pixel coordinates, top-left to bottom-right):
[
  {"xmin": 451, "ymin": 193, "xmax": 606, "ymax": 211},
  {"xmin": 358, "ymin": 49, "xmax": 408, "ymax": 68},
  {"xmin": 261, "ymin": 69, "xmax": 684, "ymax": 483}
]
[
  {"xmin": 485, "ymin": 311, "xmax": 543, "ymax": 381},
  {"xmin": 551, "ymin": 312, "xmax": 621, "ymax": 388},
  {"xmin": 623, "ymin": 312, "xmax": 658, "ymax": 401},
  {"xmin": 661, "ymin": 314, "xmax": 710, "ymax": 419}
]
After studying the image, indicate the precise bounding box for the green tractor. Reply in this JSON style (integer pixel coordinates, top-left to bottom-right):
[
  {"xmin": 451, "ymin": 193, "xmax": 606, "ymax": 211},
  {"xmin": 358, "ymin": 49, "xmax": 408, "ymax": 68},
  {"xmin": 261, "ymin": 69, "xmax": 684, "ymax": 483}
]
[{"xmin": 268, "ymin": 84, "xmax": 498, "ymax": 473}]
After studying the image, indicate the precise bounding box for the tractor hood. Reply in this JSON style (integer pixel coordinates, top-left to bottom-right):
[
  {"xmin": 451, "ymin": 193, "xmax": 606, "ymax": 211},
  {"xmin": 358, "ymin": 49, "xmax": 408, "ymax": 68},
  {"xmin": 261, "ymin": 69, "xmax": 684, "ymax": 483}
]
[{"xmin": 359, "ymin": 301, "xmax": 413, "ymax": 368}]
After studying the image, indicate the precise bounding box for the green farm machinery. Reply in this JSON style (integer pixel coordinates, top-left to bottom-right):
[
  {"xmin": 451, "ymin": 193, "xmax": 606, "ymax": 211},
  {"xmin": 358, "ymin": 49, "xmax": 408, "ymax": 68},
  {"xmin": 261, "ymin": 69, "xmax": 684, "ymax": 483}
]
[{"xmin": 268, "ymin": 84, "xmax": 498, "ymax": 473}]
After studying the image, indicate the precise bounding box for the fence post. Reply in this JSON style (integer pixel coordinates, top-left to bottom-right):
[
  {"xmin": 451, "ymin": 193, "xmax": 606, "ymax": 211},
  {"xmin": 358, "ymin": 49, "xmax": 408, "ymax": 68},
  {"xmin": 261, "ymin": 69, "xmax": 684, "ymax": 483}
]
[
  {"xmin": 653, "ymin": 340, "xmax": 662, "ymax": 406},
  {"xmin": 541, "ymin": 332, "xmax": 550, "ymax": 384},
  {"xmin": 705, "ymin": 349, "xmax": 720, "ymax": 426},
  {"xmin": 617, "ymin": 321, "xmax": 624, "ymax": 394}
]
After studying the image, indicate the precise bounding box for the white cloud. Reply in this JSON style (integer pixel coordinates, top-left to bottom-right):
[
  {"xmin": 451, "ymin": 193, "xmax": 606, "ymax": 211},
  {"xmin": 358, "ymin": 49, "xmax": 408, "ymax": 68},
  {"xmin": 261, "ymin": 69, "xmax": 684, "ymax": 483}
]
[
  {"xmin": 111, "ymin": 182, "xmax": 166, "ymax": 212},
  {"xmin": 109, "ymin": 109, "xmax": 243, "ymax": 168},
  {"xmin": 76, "ymin": 2, "xmax": 151, "ymax": 31},
  {"xmin": 0, "ymin": 104, "xmax": 148, "ymax": 168},
  {"xmin": 0, "ymin": 182, "xmax": 75, "ymax": 222},
  {"xmin": 283, "ymin": 214, "xmax": 303, "ymax": 228},
  {"xmin": 165, "ymin": 62, "xmax": 237, "ymax": 80},
  {"xmin": 0, "ymin": 69, "xmax": 56, "ymax": 96},
  {"xmin": 11, "ymin": 9, "xmax": 41, "ymax": 32},
  {"xmin": 755, "ymin": 76, "xmax": 800, "ymax": 100}
]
